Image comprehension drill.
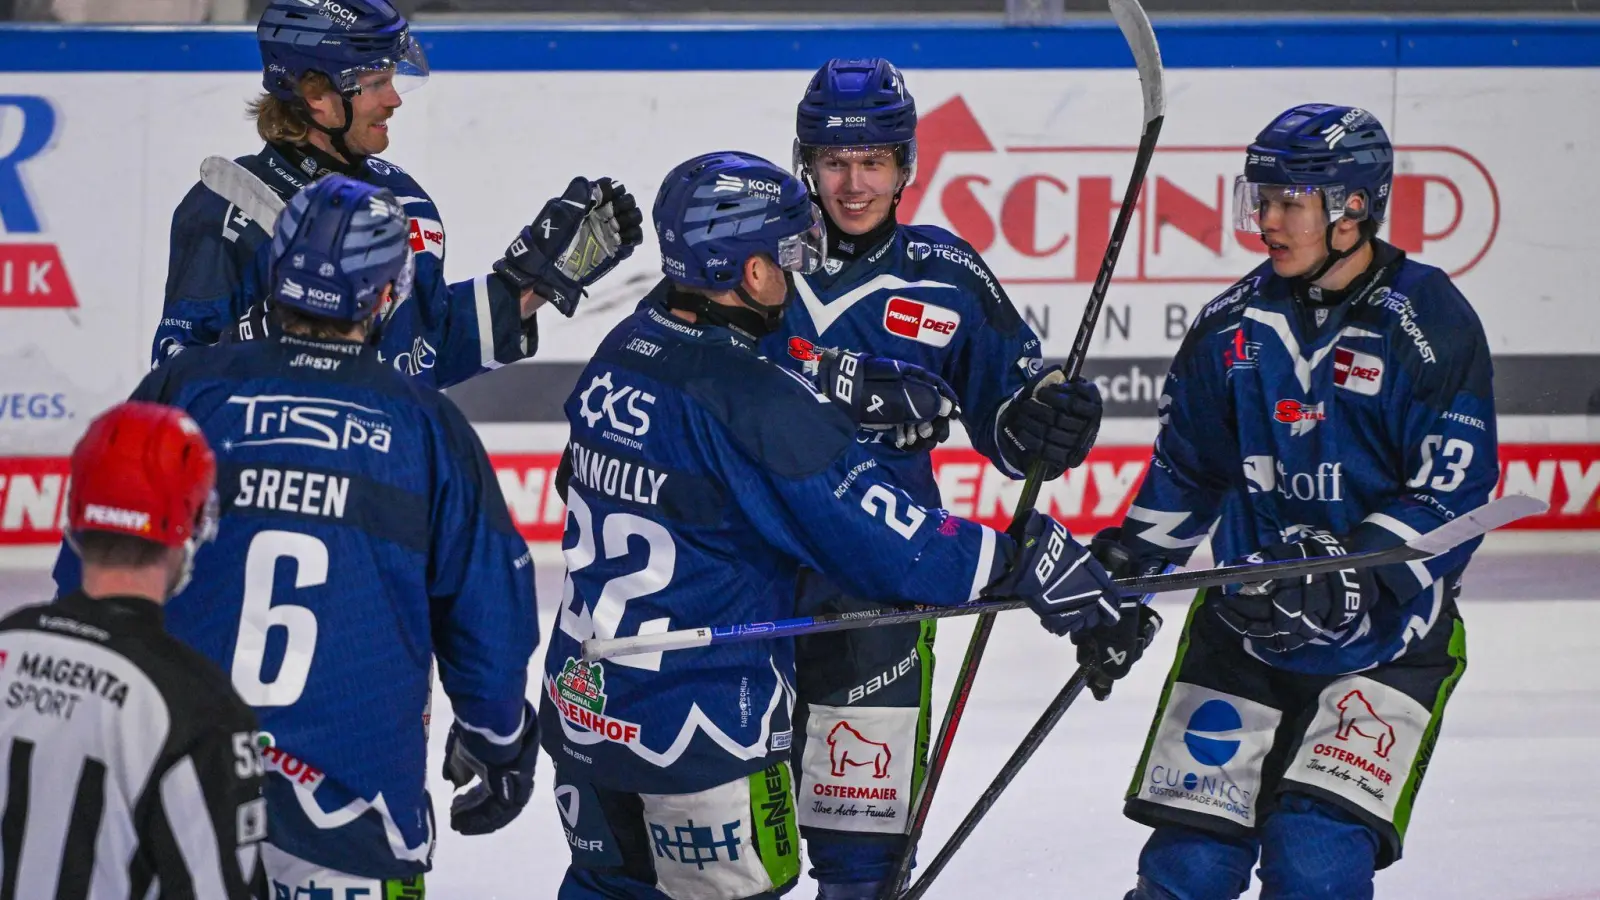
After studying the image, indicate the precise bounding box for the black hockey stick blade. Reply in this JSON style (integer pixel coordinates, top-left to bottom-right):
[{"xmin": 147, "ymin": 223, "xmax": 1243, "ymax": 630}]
[{"xmin": 200, "ymin": 155, "xmax": 286, "ymax": 231}]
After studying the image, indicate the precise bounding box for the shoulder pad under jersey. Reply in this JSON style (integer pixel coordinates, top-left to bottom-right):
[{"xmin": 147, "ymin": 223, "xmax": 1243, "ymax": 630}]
[
  {"xmin": 897, "ymin": 223, "xmax": 1024, "ymax": 335},
  {"xmin": 681, "ymin": 344, "xmax": 857, "ymax": 480}
]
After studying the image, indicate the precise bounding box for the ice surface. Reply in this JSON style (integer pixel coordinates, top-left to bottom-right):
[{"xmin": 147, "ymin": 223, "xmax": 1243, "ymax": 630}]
[{"xmin": 4, "ymin": 554, "xmax": 1596, "ymax": 899}]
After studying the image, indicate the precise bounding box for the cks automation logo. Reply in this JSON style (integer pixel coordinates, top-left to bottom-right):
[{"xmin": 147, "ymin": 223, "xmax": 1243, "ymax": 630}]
[
  {"xmin": 0, "ymin": 96, "xmax": 77, "ymax": 308},
  {"xmin": 1150, "ymin": 699, "xmax": 1254, "ymax": 817},
  {"xmin": 900, "ymin": 97, "xmax": 1499, "ymax": 284}
]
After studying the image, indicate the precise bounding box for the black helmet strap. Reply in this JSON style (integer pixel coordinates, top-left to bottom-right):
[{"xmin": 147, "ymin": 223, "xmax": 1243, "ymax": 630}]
[{"xmin": 292, "ymin": 90, "xmax": 366, "ymax": 170}]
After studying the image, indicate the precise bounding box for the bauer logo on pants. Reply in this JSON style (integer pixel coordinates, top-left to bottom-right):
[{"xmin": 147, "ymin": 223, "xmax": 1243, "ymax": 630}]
[
  {"xmin": 1281, "ymin": 676, "xmax": 1430, "ymax": 825},
  {"xmin": 1135, "ymin": 684, "xmax": 1281, "ymax": 828},
  {"xmin": 799, "ymin": 705, "xmax": 918, "ymax": 835}
]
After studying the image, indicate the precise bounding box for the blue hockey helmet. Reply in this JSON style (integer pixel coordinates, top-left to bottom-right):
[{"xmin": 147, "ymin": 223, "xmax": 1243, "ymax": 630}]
[
  {"xmin": 257, "ymin": 0, "xmax": 429, "ymax": 101},
  {"xmin": 269, "ymin": 174, "xmax": 414, "ymax": 325},
  {"xmin": 794, "ymin": 58, "xmax": 919, "ymax": 188},
  {"xmin": 653, "ymin": 151, "xmax": 824, "ymax": 292},
  {"xmin": 1234, "ymin": 103, "xmax": 1394, "ymax": 234}
]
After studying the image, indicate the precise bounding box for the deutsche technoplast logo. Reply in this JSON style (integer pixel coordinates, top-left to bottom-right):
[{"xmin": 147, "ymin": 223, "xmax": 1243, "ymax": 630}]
[{"xmin": 1183, "ymin": 699, "xmax": 1243, "ymax": 774}]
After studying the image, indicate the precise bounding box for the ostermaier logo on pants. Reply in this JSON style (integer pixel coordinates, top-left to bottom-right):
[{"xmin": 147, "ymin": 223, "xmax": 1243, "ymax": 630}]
[{"xmin": 799, "ymin": 705, "xmax": 918, "ymax": 835}]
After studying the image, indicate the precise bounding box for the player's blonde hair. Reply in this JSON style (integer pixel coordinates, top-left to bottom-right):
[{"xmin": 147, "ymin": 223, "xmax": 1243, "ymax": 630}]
[{"xmin": 246, "ymin": 70, "xmax": 336, "ymax": 145}]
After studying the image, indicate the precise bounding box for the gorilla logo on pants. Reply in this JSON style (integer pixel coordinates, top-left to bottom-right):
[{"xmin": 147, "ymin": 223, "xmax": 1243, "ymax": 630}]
[
  {"xmin": 1335, "ymin": 689, "xmax": 1396, "ymax": 759},
  {"xmin": 827, "ymin": 721, "xmax": 892, "ymax": 779}
]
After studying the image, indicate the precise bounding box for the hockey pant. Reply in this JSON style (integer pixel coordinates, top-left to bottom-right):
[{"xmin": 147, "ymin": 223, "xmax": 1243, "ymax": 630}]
[
  {"xmin": 792, "ymin": 571, "xmax": 934, "ymax": 888},
  {"xmin": 263, "ymin": 844, "xmax": 425, "ymax": 899},
  {"xmin": 1123, "ymin": 589, "xmax": 1468, "ymax": 899},
  {"xmin": 552, "ymin": 758, "xmax": 800, "ymax": 900}
]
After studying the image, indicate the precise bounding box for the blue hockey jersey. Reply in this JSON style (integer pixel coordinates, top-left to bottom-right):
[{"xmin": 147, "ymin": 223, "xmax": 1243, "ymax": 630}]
[
  {"xmin": 55, "ymin": 333, "xmax": 539, "ymax": 878},
  {"xmin": 1121, "ymin": 242, "xmax": 1498, "ymax": 674},
  {"xmin": 155, "ymin": 142, "xmax": 534, "ymax": 388},
  {"xmin": 758, "ymin": 224, "xmax": 1042, "ymax": 509},
  {"xmin": 541, "ymin": 282, "xmax": 1010, "ymax": 795}
]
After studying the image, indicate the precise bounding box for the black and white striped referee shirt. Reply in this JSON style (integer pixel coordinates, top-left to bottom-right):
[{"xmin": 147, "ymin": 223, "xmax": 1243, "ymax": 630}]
[{"xmin": 0, "ymin": 591, "xmax": 265, "ymax": 899}]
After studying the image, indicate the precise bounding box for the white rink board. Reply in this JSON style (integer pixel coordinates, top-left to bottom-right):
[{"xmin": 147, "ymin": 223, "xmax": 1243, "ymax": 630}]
[{"xmin": 0, "ymin": 66, "xmax": 1598, "ymax": 452}]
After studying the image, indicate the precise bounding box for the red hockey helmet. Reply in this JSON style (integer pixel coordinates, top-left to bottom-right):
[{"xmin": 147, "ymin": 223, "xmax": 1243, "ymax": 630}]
[{"xmin": 68, "ymin": 401, "xmax": 219, "ymax": 550}]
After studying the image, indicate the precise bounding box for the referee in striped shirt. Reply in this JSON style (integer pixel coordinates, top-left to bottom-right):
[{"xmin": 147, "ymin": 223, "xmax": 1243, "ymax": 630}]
[{"xmin": 0, "ymin": 401, "xmax": 264, "ymax": 899}]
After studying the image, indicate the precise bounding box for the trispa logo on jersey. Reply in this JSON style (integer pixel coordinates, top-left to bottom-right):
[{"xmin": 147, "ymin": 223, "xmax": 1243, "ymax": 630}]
[
  {"xmin": 226, "ymin": 394, "xmax": 392, "ymax": 454},
  {"xmin": 0, "ymin": 96, "xmax": 78, "ymax": 308},
  {"xmin": 1273, "ymin": 399, "xmax": 1326, "ymax": 436},
  {"xmin": 407, "ymin": 217, "xmax": 445, "ymax": 259},
  {"xmin": 547, "ymin": 659, "xmax": 642, "ymax": 746},
  {"xmin": 1243, "ymin": 456, "xmax": 1344, "ymax": 501},
  {"xmin": 577, "ymin": 371, "xmax": 655, "ymax": 443},
  {"xmin": 882, "ymin": 296, "xmax": 960, "ymax": 347},
  {"xmin": 1333, "ymin": 346, "xmax": 1384, "ymax": 395}
]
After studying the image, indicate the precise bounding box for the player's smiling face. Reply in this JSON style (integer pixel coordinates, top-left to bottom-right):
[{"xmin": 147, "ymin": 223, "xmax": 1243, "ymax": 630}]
[
  {"xmin": 305, "ymin": 68, "xmax": 402, "ymax": 158},
  {"xmin": 814, "ymin": 147, "xmax": 903, "ymax": 236},
  {"xmin": 1257, "ymin": 187, "xmax": 1331, "ymax": 278}
]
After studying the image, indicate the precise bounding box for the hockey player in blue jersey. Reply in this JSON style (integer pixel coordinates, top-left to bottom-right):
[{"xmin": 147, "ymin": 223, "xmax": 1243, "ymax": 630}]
[
  {"xmin": 1074, "ymin": 105, "xmax": 1498, "ymax": 900},
  {"xmin": 58, "ymin": 175, "xmax": 541, "ymax": 894},
  {"xmin": 761, "ymin": 58, "xmax": 1106, "ymax": 896},
  {"xmin": 543, "ymin": 150, "xmax": 1121, "ymax": 900},
  {"xmin": 156, "ymin": 0, "xmax": 643, "ymax": 388}
]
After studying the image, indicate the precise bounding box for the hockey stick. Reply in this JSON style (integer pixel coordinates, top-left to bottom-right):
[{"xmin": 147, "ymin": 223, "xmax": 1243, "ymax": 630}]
[
  {"xmin": 200, "ymin": 155, "xmax": 287, "ymax": 231},
  {"xmin": 899, "ymin": 495, "xmax": 1545, "ymax": 898},
  {"xmin": 584, "ymin": 493, "xmax": 1548, "ymax": 663},
  {"xmin": 883, "ymin": 3, "xmax": 1167, "ymax": 894}
]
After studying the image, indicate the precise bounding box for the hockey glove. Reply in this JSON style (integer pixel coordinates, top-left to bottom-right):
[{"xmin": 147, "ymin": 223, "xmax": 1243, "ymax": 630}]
[
  {"xmin": 985, "ymin": 510, "xmax": 1121, "ymax": 636},
  {"xmin": 1071, "ymin": 528, "xmax": 1167, "ymax": 700},
  {"xmin": 1212, "ymin": 532, "xmax": 1379, "ymax": 654},
  {"xmin": 494, "ymin": 177, "xmax": 644, "ymax": 317},
  {"xmin": 441, "ymin": 703, "xmax": 539, "ymax": 835},
  {"xmin": 814, "ymin": 348, "xmax": 959, "ymax": 451},
  {"xmin": 997, "ymin": 367, "xmax": 1103, "ymax": 480}
]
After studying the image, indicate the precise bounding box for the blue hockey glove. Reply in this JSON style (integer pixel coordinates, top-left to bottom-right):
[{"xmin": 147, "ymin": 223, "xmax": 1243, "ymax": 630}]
[
  {"xmin": 815, "ymin": 348, "xmax": 959, "ymax": 451},
  {"xmin": 493, "ymin": 176, "xmax": 644, "ymax": 317},
  {"xmin": 441, "ymin": 703, "xmax": 539, "ymax": 835},
  {"xmin": 1212, "ymin": 532, "xmax": 1379, "ymax": 654},
  {"xmin": 997, "ymin": 367, "xmax": 1103, "ymax": 480},
  {"xmin": 985, "ymin": 510, "xmax": 1121, "ymax": 636},
  {"xmin": 1071, "ymin": 527, "xmax": 1166, "ymax": 700}
]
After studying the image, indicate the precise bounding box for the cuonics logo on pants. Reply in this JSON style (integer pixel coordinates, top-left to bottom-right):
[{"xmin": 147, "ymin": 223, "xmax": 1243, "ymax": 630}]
[
  {"xmin": 1145, "ymin": 686, "xmax": 1278, "ymax": 827},
  {"xmin": 1184, "ymin": 698, "xmax": 1243, "ymax": 769}
]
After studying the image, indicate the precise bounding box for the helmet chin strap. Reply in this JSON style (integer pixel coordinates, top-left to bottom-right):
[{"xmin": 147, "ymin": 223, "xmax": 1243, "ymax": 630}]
[
  {"xmin": 663, "ymin": 281, "xmax": 788, "ymax": 340},
  {"xmin": 1292, "ymin": 217, "xmax": 1375, "ymax": 289},
  {"xmin": 296, "ymin": 92, "xmax": 365, "ymax": 169}
]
